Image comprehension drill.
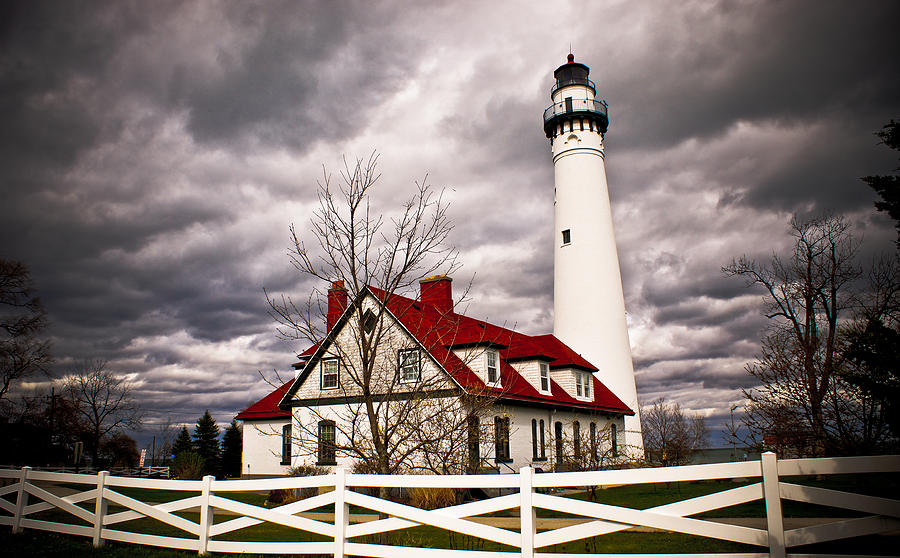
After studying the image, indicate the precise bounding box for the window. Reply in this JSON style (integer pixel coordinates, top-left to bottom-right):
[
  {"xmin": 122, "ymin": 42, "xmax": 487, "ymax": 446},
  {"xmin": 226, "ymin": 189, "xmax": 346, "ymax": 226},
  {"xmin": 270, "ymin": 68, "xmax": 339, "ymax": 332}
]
[
  {"xmin": 562, "ymin": 229, "xmax": 571, "ymax": 245},
  {"xmin": 399, "ymin": 349, "xmax": 420, "ymax": 383},
  {"xmin": 539, "ymin": 362, "xmax": 550, "ymax": 393},
  {"xmin": 486, "ymin": 351, "xmax": 500, "ymax": 385},
  {"xmin": 494, "ymin": 416, "xmax": 510, "ymax": 462},
  {"xmin": 575, "ymin": 371, "xmax": 592, "ymax": 399},
  {"xmin": 611, "ymin": 423, "xmax": 618, "ymax": 457},
  {"xmin": 318, "ymin": 420, "xmax": 336, "ymax": 465},
  {"xmin": 321, "ymin": 358, "xmax": 339, "ymax": 390},
  {"xmin": 590, "ymin": 422, "xmax": 598, "ymax": 464},
  {"xmin": 281, "ymin": 424, "xmax": 291, "ymax": 465},
  {"xmin": 573, "ymin": 421, "xmax": 581, "ymax": 462},
  {"xmin": 554, "ymin": 421, "xmax": 564, "ymax": 464},
  {"xmin": 363, "ymin": 309, "xmax": 377, "ymax": 334},
  {"xmin": 532, "ymin": 419, "xmax": 548, "ymax": 462},
  {"xmin": 467, "ymin": 415, "xmax": 480, "ymax": 473},
  {"xmin": 539, "ymin": 419, "xmax": 546, "ymax": 459}
]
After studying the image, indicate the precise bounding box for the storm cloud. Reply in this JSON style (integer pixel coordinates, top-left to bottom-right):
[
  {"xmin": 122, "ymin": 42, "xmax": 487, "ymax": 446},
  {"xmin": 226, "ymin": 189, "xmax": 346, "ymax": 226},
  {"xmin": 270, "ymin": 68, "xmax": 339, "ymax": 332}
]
[{"xmin": 1, "ymin": 0, "xmax": 897, "ymax": 443}]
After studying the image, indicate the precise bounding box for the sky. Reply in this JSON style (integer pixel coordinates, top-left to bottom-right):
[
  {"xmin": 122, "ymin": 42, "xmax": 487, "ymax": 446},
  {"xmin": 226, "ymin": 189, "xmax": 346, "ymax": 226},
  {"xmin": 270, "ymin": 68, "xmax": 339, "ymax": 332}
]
[{"xmin": 2, "ymin": 0, "xmax": 898, "ymax": 448}]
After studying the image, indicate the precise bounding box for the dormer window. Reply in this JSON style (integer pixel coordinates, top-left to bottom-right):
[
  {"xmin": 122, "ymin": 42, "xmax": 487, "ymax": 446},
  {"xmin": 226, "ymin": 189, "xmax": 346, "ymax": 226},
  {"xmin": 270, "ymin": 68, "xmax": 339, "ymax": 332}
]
[
  {"xmin": 539, "ymin": 362, "xmax": 551, "ymax": 393},
  {"xmin": 486, "ymin": 350, "xmax": 500, "ymax": 385},
  {"xmin": 575, "ymin": 370, "xmax": 592, "ymax": 399}
]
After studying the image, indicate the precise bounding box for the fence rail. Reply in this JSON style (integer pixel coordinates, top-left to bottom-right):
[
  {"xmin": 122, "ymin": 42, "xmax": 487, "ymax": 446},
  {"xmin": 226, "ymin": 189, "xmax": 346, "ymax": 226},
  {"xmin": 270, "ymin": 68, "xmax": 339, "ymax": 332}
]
[
  {"xmin": 1, "ymin": 452, "xmax": 898, "ymax": 557},
  {"xmin": 0, "ymin": 465, "xmax": 169, "ymax": 478}
]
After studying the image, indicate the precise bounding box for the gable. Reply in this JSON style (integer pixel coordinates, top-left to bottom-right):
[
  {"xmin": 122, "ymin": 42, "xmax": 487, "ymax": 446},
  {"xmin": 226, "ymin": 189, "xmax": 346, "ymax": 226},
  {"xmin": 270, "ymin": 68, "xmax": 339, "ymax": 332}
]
[
  {"xmin": 280, "ymin": 288, "xmax": 463, "ymax": 406},
  {"xmin": 268, "ymin": 282, "xmax": 633, "ymax": 416}
]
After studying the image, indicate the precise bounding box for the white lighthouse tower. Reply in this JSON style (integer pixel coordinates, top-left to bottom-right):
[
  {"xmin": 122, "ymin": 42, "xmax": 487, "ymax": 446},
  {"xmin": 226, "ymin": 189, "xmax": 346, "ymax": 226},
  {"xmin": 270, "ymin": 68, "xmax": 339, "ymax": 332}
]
[{"xmin": 543, "ymin": 54, "xmax": 642, "ymax": 452}]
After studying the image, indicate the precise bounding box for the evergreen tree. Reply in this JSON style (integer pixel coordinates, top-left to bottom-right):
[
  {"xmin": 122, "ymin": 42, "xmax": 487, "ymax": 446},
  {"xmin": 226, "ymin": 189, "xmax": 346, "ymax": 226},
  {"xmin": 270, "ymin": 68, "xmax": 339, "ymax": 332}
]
[
  {"xmin": 221, "ymin": 420, "xmax": 243, "ymax": 478},
  {"xmin": 172, "ymin": 426, "xmax": 193, "ymax": 457},
  {"xmin": 862, "ymin": 120, "xmax": 899, "ymax": 248},
  {"xmin": 192, "ymin": 410, "xmax": 221, "ymax": 477}
]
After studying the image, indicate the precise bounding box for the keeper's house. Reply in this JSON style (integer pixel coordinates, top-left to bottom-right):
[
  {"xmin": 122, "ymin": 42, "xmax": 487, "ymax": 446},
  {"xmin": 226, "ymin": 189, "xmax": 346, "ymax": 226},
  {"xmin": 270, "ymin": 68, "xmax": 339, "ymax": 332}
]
[{"xmin": 237, "ymin": 276, "xmax": 633, "ymax": 478}]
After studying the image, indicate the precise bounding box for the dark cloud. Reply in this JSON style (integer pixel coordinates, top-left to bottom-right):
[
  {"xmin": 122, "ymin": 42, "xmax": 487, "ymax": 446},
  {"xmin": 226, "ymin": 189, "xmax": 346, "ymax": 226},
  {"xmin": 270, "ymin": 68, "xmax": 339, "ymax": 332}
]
[
  {"xmin": 602, "ymin": 2, "xmax": 899, "ymax": 149},
  {"xmin": 1, "ymin": 0, "xmax": 898, "ymax": 446},
  {"xmin": 178, "ymin": 2, "xmax": 416, "ymax": 149}
]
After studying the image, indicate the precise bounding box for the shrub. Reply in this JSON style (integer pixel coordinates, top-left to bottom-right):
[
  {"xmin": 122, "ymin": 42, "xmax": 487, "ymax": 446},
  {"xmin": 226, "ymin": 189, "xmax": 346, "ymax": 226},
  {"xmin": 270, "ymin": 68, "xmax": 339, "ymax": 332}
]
[
  {"xmin": 266, "ymin": 488, "xmax": 298, "ymax": 506},
  {"xmin": 407, "ymin": 486, "xmax": 459, "ymax": 510},
  {"xmin": 267, "ymin": 463, "xmax": 331, "ymax": 505},
  {"xmin": 350, "ymin": 460, "xmax": 383, "ymax": 497},
  {"xmin": 288, "ymin": 464, "xmax": 329, "ymax": 477},
  {"xmin": 171, "ymin": 451, "xmax": 205, "ymax": 480}
]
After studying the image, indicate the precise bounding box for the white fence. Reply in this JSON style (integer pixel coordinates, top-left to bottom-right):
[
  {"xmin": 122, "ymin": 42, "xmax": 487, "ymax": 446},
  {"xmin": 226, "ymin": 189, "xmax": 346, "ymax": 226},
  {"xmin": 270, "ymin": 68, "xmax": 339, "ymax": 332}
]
[{"xmin": 1, "ymin": 452, "xmax": 898, "ymax": 557}]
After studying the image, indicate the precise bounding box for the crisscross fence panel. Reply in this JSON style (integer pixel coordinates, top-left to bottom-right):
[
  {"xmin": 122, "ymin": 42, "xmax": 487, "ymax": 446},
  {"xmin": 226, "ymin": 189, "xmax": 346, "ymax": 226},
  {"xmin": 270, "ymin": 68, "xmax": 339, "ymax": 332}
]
[{"xmin": 1, "ymin": 452, "xmax": 898, "ymax": 557}]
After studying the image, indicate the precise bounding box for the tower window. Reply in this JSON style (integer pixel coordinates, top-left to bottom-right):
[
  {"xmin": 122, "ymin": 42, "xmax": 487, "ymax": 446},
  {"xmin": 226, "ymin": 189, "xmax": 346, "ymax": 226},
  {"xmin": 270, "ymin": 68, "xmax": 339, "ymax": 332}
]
[{"xmin": 562, "ymin": 229, "xmax": 571, "ymax": 245}]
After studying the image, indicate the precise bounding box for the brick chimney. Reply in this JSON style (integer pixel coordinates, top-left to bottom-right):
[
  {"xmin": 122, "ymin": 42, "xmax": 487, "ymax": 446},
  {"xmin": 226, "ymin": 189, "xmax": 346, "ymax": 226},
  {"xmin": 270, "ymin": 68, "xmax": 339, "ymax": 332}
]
[
  {"xmin": 419, "ymin": 275, "xmax": 453, "ymax": 314},
  {"xmin": 327, "ymin": 280, "xmax": 348, "ymax": 331}
]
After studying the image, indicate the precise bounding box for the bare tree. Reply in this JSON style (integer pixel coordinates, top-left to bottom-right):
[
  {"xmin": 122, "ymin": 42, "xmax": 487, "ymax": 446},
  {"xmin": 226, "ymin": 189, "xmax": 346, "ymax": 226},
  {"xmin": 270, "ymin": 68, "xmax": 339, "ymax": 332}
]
[
  {"xmin": 0, "ymin": 259, "xmax": 52, "ymax": 402},
  {"xmin": 148, "ymin": 417, "xmax": 178, "ymax": 466},
  {"xmin": 641, "ymin": 397, "xmax": 708, "ymax": 467},
  {"xmin": 564, "ymin": 420, "xmax": 635, "ymax": 472},
  {"xmin": 267, "ymin": 153, "xmax": 500, "ymax": 477},
  {"xmin": 723, "ymin": 216, "xmax": 881, "ymax": 455},
  {"xmin": 64, "ymin": 360, "xmax": 142, "ymax": 465}
]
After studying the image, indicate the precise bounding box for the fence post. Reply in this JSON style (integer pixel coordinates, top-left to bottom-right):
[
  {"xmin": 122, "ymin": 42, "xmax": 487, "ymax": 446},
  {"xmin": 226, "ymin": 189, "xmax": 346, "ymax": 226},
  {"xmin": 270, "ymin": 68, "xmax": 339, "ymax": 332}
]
[
  {"xmin": 198, "ymin": 475, "xmax": 214, "ymax": 555},
  {"xmin": 334, "ymin": 468, "xmax": 348, "ymax": 558},
  {"xmin": 12, "ymin": 466, "xmax": 30, "ymax": 534},
  {"xmin": 761, "ymin": 452, "xmax": 785, "ymax": 558},
  {"xmin": 519, "ymin": 466, "xmax": 535, "ymax": 558},
  {"xmin": 93, "ymin": 470, "xmax": 109, "ymax": 547}
]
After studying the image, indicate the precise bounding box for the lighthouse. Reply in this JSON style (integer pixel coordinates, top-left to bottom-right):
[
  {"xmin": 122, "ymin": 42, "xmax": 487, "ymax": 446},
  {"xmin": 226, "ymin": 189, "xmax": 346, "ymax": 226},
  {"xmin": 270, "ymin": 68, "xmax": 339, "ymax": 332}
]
[{"xmin": 543, "ymin": 54, "xmax": 643, "ymax": 452}]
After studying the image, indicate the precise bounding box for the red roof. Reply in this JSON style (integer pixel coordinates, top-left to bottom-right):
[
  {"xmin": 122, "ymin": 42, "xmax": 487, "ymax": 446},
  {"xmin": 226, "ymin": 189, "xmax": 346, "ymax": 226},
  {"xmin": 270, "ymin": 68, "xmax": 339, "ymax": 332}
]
[
  {"xmin": 235, "ymin": 379, "xmax": 294, "ymax": 420},
  {"xmin": 369, "ymin": 289, "xmax": 632, "ymax": 414},
  {"xmin": 238, "ymin": 285, "xmax": 633, "ymax": 420}
]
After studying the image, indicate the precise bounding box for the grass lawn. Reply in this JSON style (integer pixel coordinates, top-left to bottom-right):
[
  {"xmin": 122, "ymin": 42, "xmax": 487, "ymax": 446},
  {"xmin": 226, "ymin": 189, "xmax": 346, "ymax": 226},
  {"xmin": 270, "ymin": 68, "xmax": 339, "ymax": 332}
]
[
  {"xmin": 563, "ymin": 472, "xmax": 899, "ymax": 519},
  {"xmin": 1, "ymin": 526, "xmax": 896, "ymax": 556}
]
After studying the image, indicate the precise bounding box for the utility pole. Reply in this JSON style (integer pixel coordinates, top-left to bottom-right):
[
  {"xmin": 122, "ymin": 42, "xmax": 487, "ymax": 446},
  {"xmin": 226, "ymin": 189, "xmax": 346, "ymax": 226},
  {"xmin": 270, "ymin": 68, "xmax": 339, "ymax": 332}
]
[{"xmin": 729, "ymin": 405, "xmax": 740, "ymax": 461}]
